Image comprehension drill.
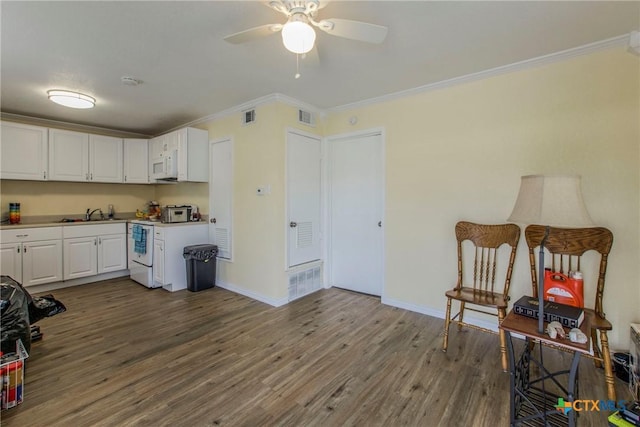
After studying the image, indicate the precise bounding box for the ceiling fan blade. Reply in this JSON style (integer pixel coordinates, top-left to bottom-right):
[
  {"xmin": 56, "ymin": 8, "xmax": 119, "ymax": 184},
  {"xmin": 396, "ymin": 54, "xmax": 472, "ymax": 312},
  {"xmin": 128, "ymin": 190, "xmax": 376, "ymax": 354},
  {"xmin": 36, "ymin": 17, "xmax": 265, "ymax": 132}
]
[
  {"xmin": 224, "ymin": 24, "xmax": 283, "ymax": 44},
  {"xmin": 318, "ymin": 18, "xmax": 387, "ymax": 44}
]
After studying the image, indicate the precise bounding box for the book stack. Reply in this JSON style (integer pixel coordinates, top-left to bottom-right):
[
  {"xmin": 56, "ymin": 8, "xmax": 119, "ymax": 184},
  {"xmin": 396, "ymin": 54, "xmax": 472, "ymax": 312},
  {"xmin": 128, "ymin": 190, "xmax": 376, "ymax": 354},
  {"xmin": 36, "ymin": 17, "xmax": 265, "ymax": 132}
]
[{"xmin": 513, "ymin": 295, "xmax": 584, "ymax": 328}]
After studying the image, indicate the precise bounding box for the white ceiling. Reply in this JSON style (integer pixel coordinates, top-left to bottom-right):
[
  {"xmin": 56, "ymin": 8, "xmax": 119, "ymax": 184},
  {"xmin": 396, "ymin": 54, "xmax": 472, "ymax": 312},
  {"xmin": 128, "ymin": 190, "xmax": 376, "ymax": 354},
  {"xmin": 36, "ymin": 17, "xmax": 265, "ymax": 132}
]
[{"xmin": 1, "ymin": 1, "xmax": 638, "ymax": 136}]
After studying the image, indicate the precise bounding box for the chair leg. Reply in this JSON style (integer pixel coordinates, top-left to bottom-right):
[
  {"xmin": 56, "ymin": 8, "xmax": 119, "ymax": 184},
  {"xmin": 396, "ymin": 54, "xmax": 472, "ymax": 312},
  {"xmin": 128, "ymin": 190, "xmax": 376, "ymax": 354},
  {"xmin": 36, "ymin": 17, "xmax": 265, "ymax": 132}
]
[
  {"xmin": 599, "ymin": 330, "xmax": 616, "ymax": 401},
  {"xmin": 591, "ymin": 328, "xmax": 603, "ymax": 368},
  {"xmin": 498, "ymin": 308, "xmax": 508, "ymax": 372},
  {"xmin": 458, "ymin": 302, "xmax": 466, "ymax": 331},
  {"xmin": 443, "ymin": 297, "xmax": 452, "ymax": 352}
]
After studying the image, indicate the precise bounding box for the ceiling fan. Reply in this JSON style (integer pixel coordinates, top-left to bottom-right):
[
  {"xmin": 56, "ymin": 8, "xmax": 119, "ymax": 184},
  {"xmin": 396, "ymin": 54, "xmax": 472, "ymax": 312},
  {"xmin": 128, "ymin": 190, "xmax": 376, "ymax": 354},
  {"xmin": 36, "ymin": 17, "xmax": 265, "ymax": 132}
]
[{"xmin": 223, "ymin": 0, "xmax": 388, "ymax": 55}]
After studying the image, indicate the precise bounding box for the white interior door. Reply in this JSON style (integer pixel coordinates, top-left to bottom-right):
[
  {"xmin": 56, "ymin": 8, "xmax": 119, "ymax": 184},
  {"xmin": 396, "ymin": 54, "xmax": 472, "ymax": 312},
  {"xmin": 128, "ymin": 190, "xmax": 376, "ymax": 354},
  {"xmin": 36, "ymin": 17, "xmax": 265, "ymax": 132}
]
[
  {"xmin": 287, "ymin": 130, "xmax": 322, "ymax": 268},
  {"xmin": 209, "ymin": 138, "xmax": 233, "ymax": 260},
  {"xmin": 329, "ymin": 131, "xmax": 384, "ymax": 296}
]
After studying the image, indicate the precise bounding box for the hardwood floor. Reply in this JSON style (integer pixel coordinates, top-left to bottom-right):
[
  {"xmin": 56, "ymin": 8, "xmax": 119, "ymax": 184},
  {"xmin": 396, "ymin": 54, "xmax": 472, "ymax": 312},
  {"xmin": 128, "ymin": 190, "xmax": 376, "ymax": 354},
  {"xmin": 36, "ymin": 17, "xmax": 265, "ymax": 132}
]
[{"xmin": 2, "ymin": 278, "xmax": 631, "ymax": 426}]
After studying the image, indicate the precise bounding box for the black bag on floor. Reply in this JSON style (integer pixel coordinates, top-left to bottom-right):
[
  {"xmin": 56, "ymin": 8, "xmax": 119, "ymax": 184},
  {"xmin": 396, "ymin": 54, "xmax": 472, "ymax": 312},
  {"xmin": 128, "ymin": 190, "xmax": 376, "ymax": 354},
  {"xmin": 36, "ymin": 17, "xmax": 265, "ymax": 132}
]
[{"xmin": 0, "ymin": 276, "xmax": 31, "ymax": 354}]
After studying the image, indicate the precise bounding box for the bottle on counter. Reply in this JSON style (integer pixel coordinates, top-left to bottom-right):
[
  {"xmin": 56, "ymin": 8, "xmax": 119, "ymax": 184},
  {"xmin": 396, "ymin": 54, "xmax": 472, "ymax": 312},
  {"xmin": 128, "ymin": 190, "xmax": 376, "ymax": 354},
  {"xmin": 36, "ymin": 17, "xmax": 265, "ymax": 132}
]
[
  {"xmin": 9, "ymin": 203, "xmax": 20, "ymax": 224},
  {"xmin": 108, "ymin": 204, "xmax": 114, "ymax": 219}
]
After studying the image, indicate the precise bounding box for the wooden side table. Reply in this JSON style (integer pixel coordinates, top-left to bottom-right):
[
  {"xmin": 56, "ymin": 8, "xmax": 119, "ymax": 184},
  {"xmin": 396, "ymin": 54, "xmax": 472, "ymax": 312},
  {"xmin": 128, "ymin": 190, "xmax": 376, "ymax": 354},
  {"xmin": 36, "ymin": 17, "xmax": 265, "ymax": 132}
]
[{"xmin": 500, "ymin": 309, "xmax": 592, "ymax": 426}]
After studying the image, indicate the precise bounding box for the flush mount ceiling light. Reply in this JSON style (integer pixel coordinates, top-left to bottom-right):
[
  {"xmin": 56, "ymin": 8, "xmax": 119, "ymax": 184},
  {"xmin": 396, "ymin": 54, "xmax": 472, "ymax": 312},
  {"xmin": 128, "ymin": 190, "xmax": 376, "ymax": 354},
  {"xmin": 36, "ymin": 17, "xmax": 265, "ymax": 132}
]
[
  {"xmin": 47, "ymin": 90, "xmax": 95, "ymax": 109},
  {"xmin": 281, "ymin": 13, "xmax": 316, "ymax": 54}
]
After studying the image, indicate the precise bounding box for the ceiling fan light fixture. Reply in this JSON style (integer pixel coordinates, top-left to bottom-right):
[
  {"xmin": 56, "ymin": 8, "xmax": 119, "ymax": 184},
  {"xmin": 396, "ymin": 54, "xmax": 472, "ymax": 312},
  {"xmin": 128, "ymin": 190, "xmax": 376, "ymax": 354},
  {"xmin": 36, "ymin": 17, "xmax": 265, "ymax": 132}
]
[
  {"xmin": 282, "ymin": 16, "xmax": 316, "ymax": 54},
  {"xmin": 47, "ymin": 90, "xmax": 95, "ymax": 109}
]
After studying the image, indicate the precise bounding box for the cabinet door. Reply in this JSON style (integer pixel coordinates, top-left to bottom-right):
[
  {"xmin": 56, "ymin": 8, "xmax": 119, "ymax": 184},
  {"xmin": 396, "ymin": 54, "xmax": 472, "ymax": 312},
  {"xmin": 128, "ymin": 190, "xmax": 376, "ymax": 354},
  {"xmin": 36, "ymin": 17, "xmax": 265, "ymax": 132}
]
[
  {"xmin": 90, "ymin": 135, "xmax": 123, "ymax": 183},
  {"xmin": 123, "ymin": 138, "xmax": 149, "ymax": 183},
  {"xmin": 0, "ymin": 122, "xmax": 48, "ymax": 181},
  {"xmin": 0, "ymin": 242, "xmax": 23, "ymax": 283},
  {"xmin": 153, "ymin": 240, "xmax": 165, "ymax": 285},
  {"xmin": 98, "ymin": 234, "xmax": 127, "ymax": 273},
  {"xmin": 22, "ymin": 240, "xmax": 63, "ymax": 286},
  {"xmin": 49, "ymin": 129, "xmax": 89, "ymax": 181},
  {"xmin": 177, "ymin": 127, "xmax": 208, "ymax": 182},
  {"xmin": 63, "ymin": 236, "xmax": 98, "ymax": 280}
]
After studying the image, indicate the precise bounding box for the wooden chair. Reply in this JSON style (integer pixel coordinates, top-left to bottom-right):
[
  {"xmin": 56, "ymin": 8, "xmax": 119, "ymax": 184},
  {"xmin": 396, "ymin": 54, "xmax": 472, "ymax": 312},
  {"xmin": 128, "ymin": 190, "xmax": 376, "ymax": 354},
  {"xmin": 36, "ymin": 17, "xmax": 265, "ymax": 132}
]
[
  {"xmin": 443, "ymin": 221, "xmax": 520, "ymax": 372},
  {"xmin": 524, "ymin": 224, "xmax": 615, "ymax": 400}
]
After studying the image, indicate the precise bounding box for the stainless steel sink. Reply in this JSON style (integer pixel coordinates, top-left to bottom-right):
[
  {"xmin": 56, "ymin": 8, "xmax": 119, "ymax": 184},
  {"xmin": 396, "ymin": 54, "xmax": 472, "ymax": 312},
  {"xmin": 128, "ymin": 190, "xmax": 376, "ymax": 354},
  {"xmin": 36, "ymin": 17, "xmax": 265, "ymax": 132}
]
[{"xmin": 60, "ymin": 217, "xmax": 125, "ymax": 223}]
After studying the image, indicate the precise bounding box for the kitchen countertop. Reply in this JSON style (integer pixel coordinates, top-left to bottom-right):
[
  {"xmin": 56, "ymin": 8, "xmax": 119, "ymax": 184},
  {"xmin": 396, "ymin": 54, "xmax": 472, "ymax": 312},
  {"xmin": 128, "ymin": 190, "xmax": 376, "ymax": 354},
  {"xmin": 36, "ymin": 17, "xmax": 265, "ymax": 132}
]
[{"xmin": 0, "ymin": 216, "xmax": 208, "ymax": 230}]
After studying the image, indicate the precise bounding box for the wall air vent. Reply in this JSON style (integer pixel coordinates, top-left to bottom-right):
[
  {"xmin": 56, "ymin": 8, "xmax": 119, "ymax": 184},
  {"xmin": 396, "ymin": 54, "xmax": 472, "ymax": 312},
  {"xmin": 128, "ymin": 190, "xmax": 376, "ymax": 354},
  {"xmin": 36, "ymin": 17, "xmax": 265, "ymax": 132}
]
[
  {"xmin": 242, "ymin": 109, "xmax": 256, "ymax": 125},
  {"xmin": 298, "ymin": 109, "xmax": 315, "ymax": 127}
]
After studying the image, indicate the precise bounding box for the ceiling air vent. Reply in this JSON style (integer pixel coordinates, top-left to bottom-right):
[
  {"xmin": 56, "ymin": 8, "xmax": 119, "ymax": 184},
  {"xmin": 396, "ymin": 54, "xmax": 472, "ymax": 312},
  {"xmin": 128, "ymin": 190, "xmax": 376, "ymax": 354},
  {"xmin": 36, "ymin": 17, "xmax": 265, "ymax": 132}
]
[
  {"xmin": 298, "ymin": 109, "xmax": 315, "ymax": 127},
  {"xmin": 242, "ymin": 109, "xmax": 256, "ymax": 125}
]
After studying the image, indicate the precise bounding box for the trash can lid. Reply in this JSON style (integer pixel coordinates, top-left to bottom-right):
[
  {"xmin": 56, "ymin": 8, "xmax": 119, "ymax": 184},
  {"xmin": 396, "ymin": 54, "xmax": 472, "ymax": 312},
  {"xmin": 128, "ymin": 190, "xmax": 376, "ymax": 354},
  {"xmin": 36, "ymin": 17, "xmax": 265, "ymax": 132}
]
[{"xmin": 183, "ymin": 244, "xmax": 218, "ymax": 260}]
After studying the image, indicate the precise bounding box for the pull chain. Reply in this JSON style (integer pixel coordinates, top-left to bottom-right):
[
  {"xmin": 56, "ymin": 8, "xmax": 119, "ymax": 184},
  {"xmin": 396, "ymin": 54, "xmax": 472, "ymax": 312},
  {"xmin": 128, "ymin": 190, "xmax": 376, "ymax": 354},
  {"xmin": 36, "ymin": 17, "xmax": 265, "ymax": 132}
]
[{"xmin": 295, "ymin": 53, "xmax": 301, "ymax": 79}]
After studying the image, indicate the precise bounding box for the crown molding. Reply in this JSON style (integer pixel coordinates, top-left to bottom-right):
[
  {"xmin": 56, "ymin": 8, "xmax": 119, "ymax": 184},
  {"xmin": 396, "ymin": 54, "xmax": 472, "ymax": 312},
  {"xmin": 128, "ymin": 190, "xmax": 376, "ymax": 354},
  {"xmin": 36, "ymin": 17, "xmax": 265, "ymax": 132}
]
[
  {"xmin": 328, "ymin": 34, "xmax": 630, "ymax": 113},
  {"xmin": 0, "ymin": 112, "xmax": 151, "ymax": 138}
]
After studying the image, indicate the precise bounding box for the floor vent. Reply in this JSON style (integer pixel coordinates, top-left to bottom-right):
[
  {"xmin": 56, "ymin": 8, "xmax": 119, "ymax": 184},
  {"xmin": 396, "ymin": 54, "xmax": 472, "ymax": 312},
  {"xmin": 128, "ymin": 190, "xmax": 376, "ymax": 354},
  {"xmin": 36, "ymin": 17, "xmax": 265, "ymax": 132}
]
[
  {"xmin": 288, "ymin": 264, "xmax": 322, "ymax": 301},
  {"xmin": 298, "ymin": 109, "xmax": 315, "ymax": 127},
  {"xmin": 242, "ymin": 109, "xmax": 256, "ymax": 125}
]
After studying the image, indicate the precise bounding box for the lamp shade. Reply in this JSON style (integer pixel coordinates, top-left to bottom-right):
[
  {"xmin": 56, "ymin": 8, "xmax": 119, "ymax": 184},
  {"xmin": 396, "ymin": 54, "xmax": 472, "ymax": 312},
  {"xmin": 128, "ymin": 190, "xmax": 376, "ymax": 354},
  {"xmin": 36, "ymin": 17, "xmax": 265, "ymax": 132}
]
[
  {"xmin": 282, "ymin": 15, "xmax": 316, "ymax": 54},
  {"xmin": 507, "ymin": 175, "xmax": 594, "ymax": 227}
]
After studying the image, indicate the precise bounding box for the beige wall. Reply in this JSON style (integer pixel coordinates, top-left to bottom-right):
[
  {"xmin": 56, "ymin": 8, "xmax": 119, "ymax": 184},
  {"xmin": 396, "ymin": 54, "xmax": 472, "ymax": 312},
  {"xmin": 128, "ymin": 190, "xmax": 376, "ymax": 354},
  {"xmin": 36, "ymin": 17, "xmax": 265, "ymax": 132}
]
[
  {"xmin": 325, "ymin": 47, "xmax": 639, "ymax": 349},
  {"xmin": 0, "ymin": 180, "xmax": 153, "ymax": 218},
  {"xmin": 155, "ymin": 182, "xmax": 209, "ymax": 215},
  {"xmin": 199, "ymin": 103, "xmax": 318, "ymax": 302}
]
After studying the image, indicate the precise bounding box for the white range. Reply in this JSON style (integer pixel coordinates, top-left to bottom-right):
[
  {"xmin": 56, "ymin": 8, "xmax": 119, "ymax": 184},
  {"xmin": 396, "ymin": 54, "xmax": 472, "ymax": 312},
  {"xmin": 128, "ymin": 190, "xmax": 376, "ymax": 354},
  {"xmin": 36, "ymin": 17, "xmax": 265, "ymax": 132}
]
[{"xmin": 128, "ymin": 220, "xmax": 208, "ymax": 291}]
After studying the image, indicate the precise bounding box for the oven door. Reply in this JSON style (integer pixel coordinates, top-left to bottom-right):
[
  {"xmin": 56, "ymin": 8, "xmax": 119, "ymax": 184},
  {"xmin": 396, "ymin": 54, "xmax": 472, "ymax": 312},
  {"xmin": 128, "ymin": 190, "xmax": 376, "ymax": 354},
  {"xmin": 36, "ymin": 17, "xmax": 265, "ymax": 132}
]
[{"xmin": 128, "ymin": 223, "xmax": 153, "ymax": 267}]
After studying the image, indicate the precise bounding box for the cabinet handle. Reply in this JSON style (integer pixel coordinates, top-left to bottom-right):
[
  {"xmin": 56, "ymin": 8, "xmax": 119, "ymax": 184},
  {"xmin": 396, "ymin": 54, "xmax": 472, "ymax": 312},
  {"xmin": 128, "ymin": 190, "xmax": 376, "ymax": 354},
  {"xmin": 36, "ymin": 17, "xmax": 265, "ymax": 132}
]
[
  {"xmin": 23, "ymin": 246, "xmax": 27, "ymax": 253},
  {"xmin": 86, "ymin": 173, "xmax": 89, "ymax": 181},
  {"xmin": 17, "ymin": 247, "xmax": 20, "ymax": 253},
  {"xmin": 99, "ymin": 237, "xmax": 102, "ymax": 244},
  {"xmin": 16, "ymin": 234, "xmax": 28, "ymax": 238},
  {"xmin": 124, "ymin": 175, "xmax": 127, "ymax": 182},
  {"xmin": 94, "ymin": 238, "xmax": 97, "ymax": 246},
  {"xmin": 43, "ymin": 171, "xmax": 47, "ymax": 179},
  {"xmin": 90, "ymin": 173, "xmax": 93, "ymax": 180}
]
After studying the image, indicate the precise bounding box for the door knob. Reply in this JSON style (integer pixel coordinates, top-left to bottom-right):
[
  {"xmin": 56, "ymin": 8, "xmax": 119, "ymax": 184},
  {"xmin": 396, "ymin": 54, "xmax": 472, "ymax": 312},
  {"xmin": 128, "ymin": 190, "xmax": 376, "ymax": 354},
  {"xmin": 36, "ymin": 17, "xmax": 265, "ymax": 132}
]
[
  {"xmin": 378, "ymin": 221, "xmax": 382, "ymax": 227},
  {"xmin": 290, "ymin": 221, "xmax": 297, "ymax": 228},
  {"xmin": 210, "ymin": 218, "xmax": 217, "ymax": 224}
]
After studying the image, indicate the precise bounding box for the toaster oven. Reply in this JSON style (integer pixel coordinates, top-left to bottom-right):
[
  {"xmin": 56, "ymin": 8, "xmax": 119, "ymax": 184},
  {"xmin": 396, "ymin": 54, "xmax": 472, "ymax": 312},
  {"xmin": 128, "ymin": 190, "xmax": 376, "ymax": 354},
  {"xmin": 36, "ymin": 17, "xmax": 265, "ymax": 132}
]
[{"xmin": 163, "ymin": 205, "xmax": 192, "ymax": 223}]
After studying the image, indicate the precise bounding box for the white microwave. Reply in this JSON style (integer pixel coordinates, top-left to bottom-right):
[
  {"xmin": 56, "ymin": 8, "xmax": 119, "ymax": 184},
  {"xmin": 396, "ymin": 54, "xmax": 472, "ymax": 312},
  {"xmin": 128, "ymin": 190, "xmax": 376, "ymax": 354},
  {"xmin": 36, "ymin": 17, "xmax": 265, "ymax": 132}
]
[{"xmin": 151, "ymin": 149, "xmax": 178, "ymax": 180}]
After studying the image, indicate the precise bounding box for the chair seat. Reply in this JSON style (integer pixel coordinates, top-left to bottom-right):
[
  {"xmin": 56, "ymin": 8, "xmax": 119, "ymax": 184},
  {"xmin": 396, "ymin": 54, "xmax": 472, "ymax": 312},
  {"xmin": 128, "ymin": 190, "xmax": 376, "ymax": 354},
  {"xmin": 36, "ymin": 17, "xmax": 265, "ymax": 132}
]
[
  {"xmin": 445, "ymin": 287, "xmax": 508, "ymax": 309},
  {"xmin": 584, "ymin": 308, "xmax": 612, "ymax": 331}
]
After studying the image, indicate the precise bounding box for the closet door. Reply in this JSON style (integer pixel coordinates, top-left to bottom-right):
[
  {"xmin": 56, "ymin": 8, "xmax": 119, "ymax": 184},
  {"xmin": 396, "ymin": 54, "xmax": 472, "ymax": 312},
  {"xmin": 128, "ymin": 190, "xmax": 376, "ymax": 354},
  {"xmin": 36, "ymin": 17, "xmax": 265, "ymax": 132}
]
[
  {"xmin": 328, "ymin": 131, "xmax": 384, "ymax": 296},
  {"xmin": 209, "ymin": 138, "xmax": 233, "ymax": 260},
  {"xmin": 287, "ymin": 130, "xmax": 321, "ymax": 267}
]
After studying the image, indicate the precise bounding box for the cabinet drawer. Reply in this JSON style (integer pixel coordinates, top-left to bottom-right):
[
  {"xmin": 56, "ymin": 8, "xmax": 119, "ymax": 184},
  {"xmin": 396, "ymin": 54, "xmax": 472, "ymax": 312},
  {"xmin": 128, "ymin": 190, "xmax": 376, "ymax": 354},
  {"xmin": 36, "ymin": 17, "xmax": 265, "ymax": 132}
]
[
  {"xmin": 1, "ymin": 227, "xmax": 62, "ymax": 243},
  {"xmin": 63, "ymin": 223, "xmax": 126, "ymax": 238}
]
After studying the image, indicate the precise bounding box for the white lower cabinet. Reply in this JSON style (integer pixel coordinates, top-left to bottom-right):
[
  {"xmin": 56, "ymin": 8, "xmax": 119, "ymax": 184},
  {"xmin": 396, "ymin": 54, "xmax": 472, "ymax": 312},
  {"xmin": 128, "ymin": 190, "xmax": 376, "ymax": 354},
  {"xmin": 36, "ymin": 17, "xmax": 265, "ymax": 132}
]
[
  {"xmin": 152, "ymin": 224, "xmax": 207, "ymax": 291},
  {"xmin": 0, "ymin": 228, "xmax": 63, "ymax": 286},
  {"xmin": 153, "ymin": 239, "xmax": 165, "ymax": 284},
  {"xmin": 63, "ymin": 223, "xmax": 126, "ymax": 280}
]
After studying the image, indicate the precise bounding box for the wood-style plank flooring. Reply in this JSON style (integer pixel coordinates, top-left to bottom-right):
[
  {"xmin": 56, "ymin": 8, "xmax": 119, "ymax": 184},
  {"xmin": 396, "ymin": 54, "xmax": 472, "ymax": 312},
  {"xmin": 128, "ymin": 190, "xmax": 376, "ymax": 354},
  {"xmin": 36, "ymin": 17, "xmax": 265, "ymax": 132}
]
[{"xmin": 1, "ymin": 278, "xmax": 631, "ymax": 426}]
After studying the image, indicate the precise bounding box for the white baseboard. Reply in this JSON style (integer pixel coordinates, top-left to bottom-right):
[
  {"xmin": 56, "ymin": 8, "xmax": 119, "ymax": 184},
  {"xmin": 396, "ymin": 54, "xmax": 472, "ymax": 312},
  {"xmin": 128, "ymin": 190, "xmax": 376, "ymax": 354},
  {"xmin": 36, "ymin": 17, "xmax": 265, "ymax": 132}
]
[
  {"xmin": 381, "ymin": 296, "xmax": 499, "ymax": 333},
  {"xmin": 215, "ymin": 280, "xmax": 289, "ymax": 308}
]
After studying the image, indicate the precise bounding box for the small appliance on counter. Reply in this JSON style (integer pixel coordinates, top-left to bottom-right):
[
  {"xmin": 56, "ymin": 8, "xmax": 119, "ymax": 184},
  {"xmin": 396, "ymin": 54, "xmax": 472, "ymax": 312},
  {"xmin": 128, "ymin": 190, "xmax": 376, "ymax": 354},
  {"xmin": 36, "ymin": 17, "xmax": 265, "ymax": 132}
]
[{"xmin": 162, "ymin": 205, "xmax": 192, "ymax": 223}]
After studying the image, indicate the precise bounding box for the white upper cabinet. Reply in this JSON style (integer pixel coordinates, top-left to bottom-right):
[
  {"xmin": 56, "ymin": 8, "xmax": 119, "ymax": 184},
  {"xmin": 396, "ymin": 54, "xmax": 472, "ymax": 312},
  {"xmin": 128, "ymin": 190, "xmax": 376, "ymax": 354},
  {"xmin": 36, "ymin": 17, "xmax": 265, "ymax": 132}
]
[
  {"xmin": 49, "ymin": 129, "xmax": 123, "ymax": 183},
  {"xmin": 90, "ymin": 134, "xmax": 123, "ymax": 182},
  {"xmin": 177, "ymin": 127, "xmax": 208, "ymax": 182},
  {"xmin": 49, "ymin": 128, "xmax": 90, "ymax": 181},
  {"xmin": 1, "ymin": 121, "xmax": 49, "ymax": 181},
  {"xmin": 123, "ymin": 138, "xmax": 149, "ymax": 183}
]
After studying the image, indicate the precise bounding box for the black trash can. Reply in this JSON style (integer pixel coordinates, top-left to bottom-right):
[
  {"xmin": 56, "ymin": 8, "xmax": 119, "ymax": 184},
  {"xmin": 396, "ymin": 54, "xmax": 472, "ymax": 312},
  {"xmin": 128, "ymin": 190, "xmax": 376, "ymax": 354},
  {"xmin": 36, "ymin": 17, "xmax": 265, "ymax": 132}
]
[{"xmin": 183, "ymin": 244, "xmax": 218, "ymax": 292}]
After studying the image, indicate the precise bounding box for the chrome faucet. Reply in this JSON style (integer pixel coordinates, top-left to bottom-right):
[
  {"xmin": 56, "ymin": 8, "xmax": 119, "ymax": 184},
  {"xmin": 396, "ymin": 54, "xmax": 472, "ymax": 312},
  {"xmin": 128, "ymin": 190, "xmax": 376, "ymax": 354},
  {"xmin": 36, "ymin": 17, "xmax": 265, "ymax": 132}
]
[{"xmin": 86, "ymin": 208, "xmax": 104, "ymax": 221}]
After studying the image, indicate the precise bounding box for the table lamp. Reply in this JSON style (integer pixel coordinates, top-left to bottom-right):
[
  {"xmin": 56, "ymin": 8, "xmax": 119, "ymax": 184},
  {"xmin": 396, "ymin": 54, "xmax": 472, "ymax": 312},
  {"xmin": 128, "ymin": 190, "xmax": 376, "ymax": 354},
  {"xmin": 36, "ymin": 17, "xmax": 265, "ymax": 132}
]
[{"xmin": 508, "ymin": 175, "xmax": 594, "ymax": 333}]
